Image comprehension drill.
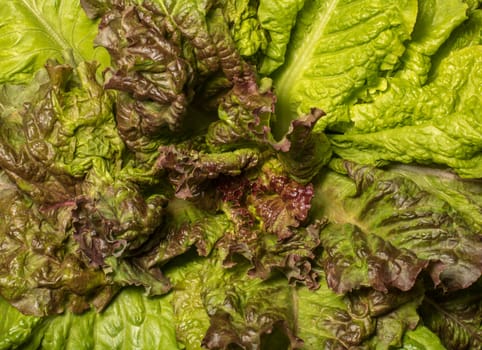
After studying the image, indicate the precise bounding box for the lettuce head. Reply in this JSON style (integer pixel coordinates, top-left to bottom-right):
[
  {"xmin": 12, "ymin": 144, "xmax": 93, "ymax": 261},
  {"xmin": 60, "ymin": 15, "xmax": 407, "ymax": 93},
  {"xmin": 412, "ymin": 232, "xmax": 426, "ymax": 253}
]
[{"xmin": 0, "ymin": 0, "xmax": 481, "ymax": 349}]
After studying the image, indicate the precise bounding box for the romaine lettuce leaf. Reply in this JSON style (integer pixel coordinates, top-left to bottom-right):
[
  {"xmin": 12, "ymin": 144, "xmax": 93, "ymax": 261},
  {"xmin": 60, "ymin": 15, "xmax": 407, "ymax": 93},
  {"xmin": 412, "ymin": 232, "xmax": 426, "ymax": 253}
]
[
  {"xmin": 0, "ymin": 0, "xmax": 109, "ymax": 84},
  {"xmin": 273, "ymin": 0, "xmax": 418, "ymax": 135},
  {"xmin": 395, "ymin": 0, "xmax": 468, "ymax": 84},
  {"xmin": 0, "ymin": 288, "xmax": 180, "ymax": 350},
  {"xmin": 400, "ymin": 326, "xmax": 447, "ymax": 350},
  {"xmin": 0, "ymin": 295, "xmax": 43, "ymax": 349},
  {"xmin": 257, "ymin": 0, "xmax": 306, "ymax": 74},
  {"xmin": 330, "ymin": 45, "xmax": 482, "ymax": 178}
]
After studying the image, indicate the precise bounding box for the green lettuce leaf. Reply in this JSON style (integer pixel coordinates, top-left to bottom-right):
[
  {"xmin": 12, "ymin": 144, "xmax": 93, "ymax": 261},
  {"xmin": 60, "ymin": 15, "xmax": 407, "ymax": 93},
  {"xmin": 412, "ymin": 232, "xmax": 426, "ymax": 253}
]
[
  {"xmin": 395, "ymin": 0, "xmax": 468, "ymax": 84},
  {"xmin": 166, "ymin": 254, "xmax": 302, "ymax": 350},
  {"xmin": 296, "ymin": 282, "xmax": 375, "ymax": 349},
  {"xmin": 330, "ymin": 45, "xmax": 482, "ymax": 178},
  {"xmin": 200, "ymin": 262, "xmax": 302, "ymax": 349},
  {"xmin": 0, "ymin": 288, "xmax": 180, "ymax": 350},
  {"xmin": 136, "ymin": 199, "xmax": 231, "ymax": 269},
  {"xmin": 0, "ymin": 0, "xmax": 109, "ymax": 84},
  {"xmin": 166, "ymin": 256, "xmax": 210, "ymax": 350},
  {"xmin": 399, "ymin": 326, "xmax": 447, "ymax": 350},
  {"xmin": 273, "ymin": 0, "xmax": 418, "ymax": 135},
  {"xmin": 0, "ymin": 295, "xmax": 43, "ymax": 349},
  {"xmin": 222, "ymin": 0, "xmax": 269, "ymax": 60},
  {"xmin": 430, "ymin": 5, "xmax": 482, "ymax": 71},
  {"xmin": 312, "ymin": 160, "xmax": 482, "ymax": 293},
  {"xmin": 319, "ymin": 2, "xmax": 482, "ymax": 178},
  {"xmin": 257, "ymin": 0, "xmax": 306, "ymax": 74}
]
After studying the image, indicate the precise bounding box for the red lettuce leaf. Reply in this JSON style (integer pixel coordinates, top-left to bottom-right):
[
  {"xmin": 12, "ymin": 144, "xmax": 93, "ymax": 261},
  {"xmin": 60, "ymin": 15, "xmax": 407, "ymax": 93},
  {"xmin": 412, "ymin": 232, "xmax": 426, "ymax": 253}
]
[{"xmin": 313, "ymin": 160, "xmax": 482, "ymax": 294}]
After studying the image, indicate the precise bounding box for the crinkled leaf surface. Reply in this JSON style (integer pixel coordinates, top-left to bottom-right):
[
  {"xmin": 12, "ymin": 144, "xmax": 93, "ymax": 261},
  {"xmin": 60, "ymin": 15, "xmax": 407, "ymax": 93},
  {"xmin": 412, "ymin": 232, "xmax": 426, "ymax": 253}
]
[
  {"xmin": 331, "ymin": 45, "xmax": 482, "ymax": 178},
  {"xmin": 0, "ymin": 295, "xmax": 43, "ymax": 350},
  {"xmin": 0, "ymin": 171, "xmax": 113, "ymax": 316},
  {"xmin": 312, "ymin": 160, "xmax": 482, "ymax": 293},
  {"xmin": 0, "ymin": 0, "xmax": 481, "ymax": 349},
  {"xmin": 0, "ymin": 62, "xmax": 170, "ymax": 315},
  {"xmin": 137, "ymin": 198, "xmax": 231, "ymax": 269},
  {"xmin": 166, "ymin": 254, "xmax": 302, "ymax": 350},
  {"xmin": 399, "ymin": 326, "xmax": 447, "ymax": 350},
  {"xmin": 420, "ymin": 278, "xmax": 482, "ymax": 350},
  {"xmin": 394, "ymin": 0, "xmax": 468, "ymax": 84},
  {"xmin": 273, "ymin": 0, "xmax": 418, "ymax": 135},
  {"xmin": 296, "ymin": 273, "xmax": 427, "ymax": 349},
  {"xmin": 215, "ymin": 159, "xmax": 322, "ymax": 288},
  {"xmin": 167, "ymin": 256, "xmax": 426, "ymax": 350}
]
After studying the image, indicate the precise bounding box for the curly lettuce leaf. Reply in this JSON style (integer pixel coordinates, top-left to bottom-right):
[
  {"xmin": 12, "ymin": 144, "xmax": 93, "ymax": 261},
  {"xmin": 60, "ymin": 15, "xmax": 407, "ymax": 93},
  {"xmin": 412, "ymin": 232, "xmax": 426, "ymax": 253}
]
[
  {"xmin": 0, "ymin": 170, "xmax": 114, "ymax": 317},
  {"xmin": 206, "ymin": 74, "xmax": 276, "ymax": 152},
  {"xmin": 85, "ymin": 0, "xmax": 200, "ymax": 161},
  {"xmin": 214, "ymin": 159, "xmax": 322, "ymax": 288},
  {"xmin": 152, "ymin": 54, "xmax": 329, "ymax": 288},
  {"xmin": 156, "ymin": 142, "xmax": 261, "ymax": 199},
  {"xmin": 83, "ymin": 0, "xmax": 287, "ymax": 165},
  {"xmin": 313, "ymin": 160, "xmax": 482, "ymax": 293},
  {"xmin": 155, "ymin": 146, "xmax": 323, "ymax": 288},
  {"xmin": 166, "ymin": 254, "xmax": 302, "ymax": 350},
  {"xmin": 420, "ymin": 278, "xmax": 482, "ymax": 349},
  {"xmin": 136, "ymin": 199, "xmax": 231, "ymax": 269},
  {"xmin": 0, "ymin": 0, "xmax": 109, "ymax": 84},
  {"xmin": 274, "ymin": 108, "xmax": 332, "ymax": 183},
  {"xmin": 0, "ymin": 62, "xmax": 174, "ymax": 315},
  {"xmin": 81, "ymin": 0, "xmax": 227, "ymax": 163}
]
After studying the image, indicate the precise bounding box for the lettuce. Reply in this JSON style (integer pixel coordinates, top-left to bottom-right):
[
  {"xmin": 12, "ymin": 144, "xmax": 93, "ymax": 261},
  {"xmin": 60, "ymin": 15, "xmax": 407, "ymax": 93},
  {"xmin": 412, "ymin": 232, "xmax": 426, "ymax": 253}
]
[
  {"xmin": 330, "ymin": 45, "xmax": 482, "ymax": 178},
  {"xmin": 0, "ymin": 288, "xmax": 179, "ymax": 350},
  {"xmin": 0, "ymin": 0, "xmax": 481, "ymax": 349},
  {"xmin": 0, "ymin": 0, "xmax": 109, "ymax": 84},
  {"xmin": 313, "ymin": 160, "xmax": 482, "ymax": 293},
  {"xmin": 273, "ymin": 0, "xmax": 482, "ymax": 177},
  {"xmin": 273, "ymin": 0, "xmax": 419, "ymax": 135}
]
